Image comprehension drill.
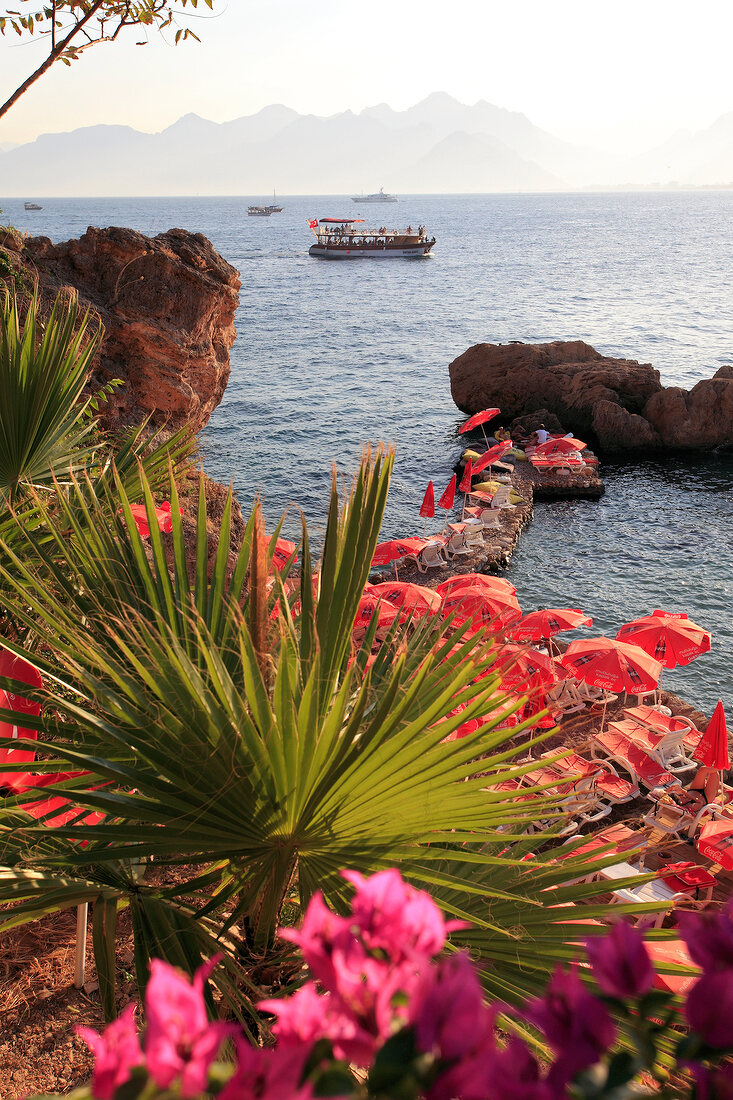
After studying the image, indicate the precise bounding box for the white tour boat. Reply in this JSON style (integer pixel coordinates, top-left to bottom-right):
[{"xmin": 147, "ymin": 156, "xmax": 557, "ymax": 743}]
[
  {"xmin": 352, "ymin": 187, "xmax": 398, "ymax": 203},
  {"xmin": 248, "ymin": 205, "xmax": 272, "ymax": 217},
  {"xmin": 308, "ymin": 218, "xmax": 435, "ymax": 260}
]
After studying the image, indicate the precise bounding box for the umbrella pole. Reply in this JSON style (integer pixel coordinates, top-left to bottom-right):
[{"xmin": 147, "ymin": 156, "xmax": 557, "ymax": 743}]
[
  {"xmin": 600, "ymin": 698, "xmax": 608, "ymax": 735},
  {"xmin": 481, "ymin": 425, "xmax": 489, "ymax": 448},
  {"xmin": 74, "ymin": 902, "xmax": 88, "ymax": 988},
  {"xmin": 394, "ymin": 560, "xmax": 399, "ymax": 580}
]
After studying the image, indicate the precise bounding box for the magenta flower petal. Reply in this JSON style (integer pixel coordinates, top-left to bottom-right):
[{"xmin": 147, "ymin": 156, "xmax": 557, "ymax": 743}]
[
  {"xmin": 76, "ymin": 1003, "xmax": 143, "ymax": 1100},
  {"xmin": 585, "ymin": 922, "xmax": 655, "ymax": 999}
]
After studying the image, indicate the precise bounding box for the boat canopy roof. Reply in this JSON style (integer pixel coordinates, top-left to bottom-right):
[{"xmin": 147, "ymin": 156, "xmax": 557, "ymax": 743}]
[{"xmin": 319, "ymin": 217, "xmax": 365, "ymax": 224}]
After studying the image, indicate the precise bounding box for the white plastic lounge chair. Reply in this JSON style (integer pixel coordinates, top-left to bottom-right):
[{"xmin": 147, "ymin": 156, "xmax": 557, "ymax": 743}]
[
  {"xmin": 543, "ymin": 749, "xmax": 639, "ymax": 806},
  {"xmin": 607, "ymin": 718, "xmax": 694, "ymax": 775},
  {"xmin": 445, "ymin": 529, "xmax": 483, "ymax": 558},
  {"xmin": 416, "ymin": 540, "xmax": 447, "ymax": 572},
  {"xmin": 590, "ymin": 728, "xmax": 678, "ymax": 792},
  {"xmin": 489, "ymin": 485, "xmax": 516, "ymax": 510}
]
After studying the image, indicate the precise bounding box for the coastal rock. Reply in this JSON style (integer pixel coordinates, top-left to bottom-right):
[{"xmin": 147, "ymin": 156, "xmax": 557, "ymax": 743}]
[
  {"xmin": 13, "ymin": 226, "xmax": 241, "ymax": 433},
  {"xmin": 449, "ymin": 340, "xmax": 662, "ymax": 439},
  {"xmin": 450, "ymin": 339, "xmax": 733, "ymax": 452},
  {"xmin": 643, "ymin": 367, "xmax": 733, "ymax": 448}
]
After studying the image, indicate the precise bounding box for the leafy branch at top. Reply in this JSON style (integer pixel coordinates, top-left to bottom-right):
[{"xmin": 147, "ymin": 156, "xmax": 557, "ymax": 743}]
[{"xmin": 0, "ymin": 1, "xmax": 216, "ymax": 122}]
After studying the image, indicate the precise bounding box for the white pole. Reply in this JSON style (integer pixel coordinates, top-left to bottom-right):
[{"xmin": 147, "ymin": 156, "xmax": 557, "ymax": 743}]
[{"xmin": 74, "ymin": 902, "xmax": 88, "ymax": 988}]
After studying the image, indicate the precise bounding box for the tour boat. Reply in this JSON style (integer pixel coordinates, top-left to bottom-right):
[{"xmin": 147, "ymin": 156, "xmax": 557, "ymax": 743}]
[
  {"xmin": 352, "ymin": 188, "xmax": 398, "ymax": 203},
  {"xmin": 24, "ymin": 202, "xmax": 42, "ymax": 210},
  {"xmin": 265, "ymin": 190, "xmax": 283, "ymax": 213},
  {"xmin": 248, "ymin": 205, "xmax": 272, "ymax": 217},
  {"xmin": 308, "ymin": 218, "xmax": 435, "ymax": 260}
]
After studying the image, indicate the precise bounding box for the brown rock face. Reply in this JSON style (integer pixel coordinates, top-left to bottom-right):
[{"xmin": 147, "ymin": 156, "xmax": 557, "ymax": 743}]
[
  {"xmin": 643, "ymin": 367, "xmax": 733, "ymax": 448},
  {"xmin": 449, "ymin": 340, "xmax": 733, "ymax": 452},
  {"xmin": 18, "ymin": 226, "xmax": 241, "ymax": 433}
]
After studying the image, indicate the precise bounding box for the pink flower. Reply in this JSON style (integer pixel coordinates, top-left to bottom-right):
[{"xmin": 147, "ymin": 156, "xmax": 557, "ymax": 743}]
[
  {"xmin": 485, "ymin": 1038, "xmax": 555, "ymax": 1100},
  {"xmin": 686, "ymin": 971, "xmax": 733, "ymax": 1049},
  {"xmin": 260, "ymin": 980, "xmax": 377, "ymax": 1066},
  {"xmin": 679, "ymin": 900, "xmax": 733, "ymax": 974},
  {"xmin": 280, "ymin": 892, "xmax": 354, "ymax": 994},
  {"xmin": 76, "ymin": 1003, "xmax": 143, "ymax": 1100},
  {"xmin": 144, "ymin": 957, "xmax": 237, "ymax": 1097},
  {"xmin": 525, "ymin": 965, "xmax": 615, "ymax": 1091},
  {"xmin": 219, "ymin": 1035, "xmax": 314, "ymax": 1100},
  {"xmin": 342, "ymin": 869, "xmax": 469, "ymax": 963},
  {"xmin": 688, "ymin": 1063, "xmax": 733, "ymax": 1100},
  {"xmin": 584, "ymin": 922, "xmax": 655, "ymax": 999},
  {"xmin": 413, "ymin": 952, "xmax": 492, "ymax": 1063}
]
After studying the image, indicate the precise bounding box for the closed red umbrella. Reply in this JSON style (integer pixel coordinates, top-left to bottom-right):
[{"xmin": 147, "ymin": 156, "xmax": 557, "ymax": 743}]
[
  {"xmin": 472, "ymin": 441, "xmax": 513, "ymax": 475},
  {"xmin": 441, "ymin": 586, "xmax": 522, "ymax": 632},
  {"xmin": 436, "ymin": 574, "xmax": 516, "ymax": 598},
  {"xmin": 535, "ymin": 437, "xmax": 587, "ymax": 456},
  {"xmin": 437, "ymin": 475, "xmax": 457, "ymax": 511},
  {"xmin": 371, "ymin": 538, "xmax": 427, "ymax": 568},
  {"xmin": 696, "ymin": 818, "xmax": 733, "ymax": 870},
  {"xmin": 458, "ymin": 458, "xmax": 473, "ymax": 494},
  {"xmin": 419, "ymin": 482, "xmax": 435, "ymax": 518},
  {"xmin": 459, "ymin": 408, "xmax": 501, "ymax": 447},
  {"xmin": 560, "ymin": 637, "xmax": 662, "ymax": 695},
  {"xmin": 693, "ymin": 700, "xmax": 729, "ymax": 770},
  {"xmin": 616, "ymin": 610, "xmax": 711, "ymax": 669},
  {"xmin": 369, "ymin": 582, "xmax": 441, "ymax": 620},
  {"xmin": 510, "ymin": 608, "xmax": 592, "ymax": 647}
]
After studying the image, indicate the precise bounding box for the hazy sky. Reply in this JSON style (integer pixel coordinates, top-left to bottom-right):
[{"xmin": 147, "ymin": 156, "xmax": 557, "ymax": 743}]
[{"xmin": 0, "ymin": 0, "xmax": 731, "ymax": 146}]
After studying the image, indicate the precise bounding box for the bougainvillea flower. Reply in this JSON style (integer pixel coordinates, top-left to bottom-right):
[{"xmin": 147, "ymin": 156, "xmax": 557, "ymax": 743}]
[
  {"xmin": 585, "ymin": 921, "xmax": 655, "ymax": 999},
  {"xmin": 76, "ymin": 1004, "xmax": 143, "ymax": 1100}
]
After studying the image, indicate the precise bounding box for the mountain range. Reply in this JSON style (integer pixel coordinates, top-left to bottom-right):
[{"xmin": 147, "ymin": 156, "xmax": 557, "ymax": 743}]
[{"xmin": 1, "ymin": 93, "xmax": 731, "ymax": 196}]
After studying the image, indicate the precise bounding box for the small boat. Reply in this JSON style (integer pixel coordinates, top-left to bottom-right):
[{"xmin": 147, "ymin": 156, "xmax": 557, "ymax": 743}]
[
  {"xmin": 24, "ymin": 202, "xmax": 42, "ymax": 210},
  {"xmin": 248, "ymin": 205, "xmax": 272, "ymax": 217},
  {"xmin": 265, "ymin": 190, "xmax": 283, "ymax": 213},
  {"xmin": 352, "ymin": 188, "xmax": 398, "ymax": 203},
  {"xmin": 308, "ymin": 218, "xmax": 435, "ymax": 260}
]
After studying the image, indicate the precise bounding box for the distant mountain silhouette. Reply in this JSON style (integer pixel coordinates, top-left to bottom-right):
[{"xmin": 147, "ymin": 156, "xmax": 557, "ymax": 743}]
[{"xmin": 0, "ymin": 95, "xmax": 730, "ymax": 195}]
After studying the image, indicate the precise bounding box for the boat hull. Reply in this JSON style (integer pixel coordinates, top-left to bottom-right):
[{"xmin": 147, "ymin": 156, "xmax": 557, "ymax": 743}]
[{"xmin": 309, "ymin": 243, "xmax": 434, "ymax": 259}]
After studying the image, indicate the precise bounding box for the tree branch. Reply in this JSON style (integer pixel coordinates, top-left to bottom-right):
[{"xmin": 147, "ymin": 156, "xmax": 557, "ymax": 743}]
[{"xmin": 0, "ymin": 0, "xmax": 108, "ymax": 122}]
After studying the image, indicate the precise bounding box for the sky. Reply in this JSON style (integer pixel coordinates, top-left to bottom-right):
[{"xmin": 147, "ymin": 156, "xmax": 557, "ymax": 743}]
[{"xmin": 0, "ymin": 0, "xmax": 731, "ymax": 147}]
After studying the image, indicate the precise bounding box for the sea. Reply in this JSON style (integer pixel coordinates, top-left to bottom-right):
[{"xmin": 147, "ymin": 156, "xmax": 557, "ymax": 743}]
[{"xmin": 3, "ymin": 192, "xmax": 732, "ymax": 715}]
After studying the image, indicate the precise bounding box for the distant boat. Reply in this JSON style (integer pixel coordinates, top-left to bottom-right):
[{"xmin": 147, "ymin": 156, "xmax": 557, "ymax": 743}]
[
  {"xmin": 248, "ymin": 205, "xmax": 272, "ymax": 217},
  {"xmin": 265, "ymin": 190, "xmax": 283, "ymax": 213},
  {"xmin": 24, "ymin": 202, "xmax": 42, "ymax": 210},
  {"xmin": 352, "ymin": 188, "xmax": 398, "ymax": 203}
]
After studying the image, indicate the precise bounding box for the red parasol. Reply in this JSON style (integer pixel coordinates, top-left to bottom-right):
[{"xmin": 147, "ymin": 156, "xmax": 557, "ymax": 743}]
[
  {"xmin": 510, "ymin": 608, "xmax": 592, "ymax": 643},
  {"xmin": 0, "ymin": 651, "xmax": 42, "ymax": 789},
  {"xmin": 458, "ymin": 459, "xmax": 473, "ymax": 494},
  {"xmin": 353, "ymin": 593, "xmax": 401, "ymax": 637},
  {"xmin": 371, "ymin": 538, "xmax": 427, "ymax": 568},
  {"xmin": 436, "ymin": 574, "xmax": 516, "ymax": 598},
  {"xmin": 535, "ymin": 437, "xmax": 587, "ymax": 456},
  {"xmin": 437, "ymin": 476, "xmax": 457, "ymax": 512},
  {"xmin": 419, "ymin": 482, "xmax": 435, "ymax": 518},
  {"xmin": 259, "ymin": 535, "xmax": 297, "ymax": 572},
  {"xmin": 128, "ymin": 501, "xmax": 182, "ymax": 539},
  {"xmin": 490, "ymin": 643, "xmax": 562, "ymax": 690},
  {"xmin": 696, "ymin": 818, "xmax": 733, "ymax": 870},
  {"xmin": 647, "ymin": 939, "xmax": 699, "ymax": 996},
  {"xmin": 441, "ymin": 586, "xmax": 522, "ymax": 632},
  {"xmin": 693, "ymin": 700, "xmax": 729, "ymax": 770},
  {"xmin": 459, "ymin": 408, "xmax": 500, "ymax": 434},
  {"xmin": 369, "ymin": 582, "xmax": 441, "ymax": 620},
  {"xmin": 473, "ymin": 441, "xmax": 513, "ymax": 474},
  {"xmin": 560, "ymin": 637, "xmax": 662, "ymax": 695},
  {"xmin": 616, "ymin": 610, "xmax": 711, "ymax": 669}
]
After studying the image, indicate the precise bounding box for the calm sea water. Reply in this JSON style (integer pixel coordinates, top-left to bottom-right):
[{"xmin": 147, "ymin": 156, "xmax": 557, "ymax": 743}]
[{"xmin": 4, "ymin": 192, "xmax": 732, "ymax": 714}]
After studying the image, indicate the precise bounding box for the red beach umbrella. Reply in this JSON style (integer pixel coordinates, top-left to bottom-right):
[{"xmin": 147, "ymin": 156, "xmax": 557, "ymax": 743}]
[
  {"xmin": 488, "ymin": 643, "xmax": 561, "ymax": 691},
  {"xmin": 419, "ymin": 482, "xmax": 435, "ymax": 518},
  {"xmin": 371, "ymin": 537, "xmax": 427, "ymax": 568},
  {"xmin": 369, "ymin": 582, "xmax": 441, "ymax": 621},
  {"xmin": 441, "ymin": 586, "xmax": 522, "ymax": 632},
  {"xmin": 353, "ymin": 593, "xmax": 401, "ymax": 637},
  {"xmin": 259, "ymin": 535, "xmax": 297, "ymax": 572},
  {"xmin": 459, "ymin": 408, "xmax": 501, "ymax": 449},
  {"xmin": 693, "ymin": 700, "xmax": 730, "ymax": 771},
  {"xmin": 458, "ymin": 458, "xmax": 474, "ymax": 494},
  {"xmin": 535, "ymin": 437, "xmax": 587, "ymax": 456},
  {"xmin": 128, "ymin": 501, "xmax": 182, "ymax": 539},
  {"xmin": 696, "ymin": 818, "xmax": 733, "ymax": 871},
  {"xmin": 436, "ymin": 574, "xmax": 516, "ymax": 599},
  {"xmin": 615, "ymin": 610, "xmax": 711, "ymax": 669},
  {"xmin": 0, "ymin": 651, "xmax": 42, "ymax": 790},
  {"xmin": 437, "ymin": 475, "xmax": 457, "ymax": 511},
  {"xmin": 510, "ymin": 608, "xmax": 592, "ymax": 644},
  {"xmin": 473, "ymin": 441, "xmax": 513, "ymax": 475},
  {"xmin": 560, "ymin": 637, "xmax": 662, "ymax": 695}
]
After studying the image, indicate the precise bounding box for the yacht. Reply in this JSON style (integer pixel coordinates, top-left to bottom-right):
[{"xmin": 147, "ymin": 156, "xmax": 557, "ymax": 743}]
[
  {"xmin": 24, "ymin": 202, "xmax": 42, "ymax": 210},
  {"xmin": 351, "ymin": 188, "xmax": 398, "ymax": 203}
]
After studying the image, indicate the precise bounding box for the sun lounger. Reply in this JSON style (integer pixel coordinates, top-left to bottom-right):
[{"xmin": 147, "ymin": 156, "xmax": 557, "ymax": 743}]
[
  {"xmin": 519, "ymin": 764, "xmax": 610, "ymax": 826},
  {"xmin": 416, "ymin": 539, "xmax": 447, "ymax": 572},
  {"xmin": 624, "ymin": 705, "xmax": 701, "ymax": 752},
  {"xmin": 607, "ymin": 717, "xmax": 694, "ymax": 774},
  {"xmin": 545, "ymin": 749, "xmax": 639, "ymax": 804},
  {"xmin": 464, "ymin": 505, "xmax": 502, "ymax": 530},
  {"xmin": 590, "ymin": 728, "xmax": 678, "ymax": 791}
]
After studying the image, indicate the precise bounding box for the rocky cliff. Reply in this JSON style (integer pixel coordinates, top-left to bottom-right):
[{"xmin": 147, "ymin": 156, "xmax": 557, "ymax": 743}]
[
  {"xmin": 0, "ymin": 224, "xmax": 241, "ymax": 433},
  {"xmin": 449, "ymin": 340, "xmax": 733, "ymax": 452}
]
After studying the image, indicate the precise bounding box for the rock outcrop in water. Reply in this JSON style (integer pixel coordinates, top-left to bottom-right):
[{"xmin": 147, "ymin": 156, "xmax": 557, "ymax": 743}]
[
  {"xmin": 449, "ymin": 340, "xmax": 733, "ymax": 452},
  {"xmin": 0, "ymin": 225, "xmax": 240, "ymax": 433}
]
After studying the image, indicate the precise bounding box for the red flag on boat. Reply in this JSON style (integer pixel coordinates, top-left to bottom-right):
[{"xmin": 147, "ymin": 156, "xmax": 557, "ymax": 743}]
[
  {"xmin": 437, "ymin": 475, "xmax": 457, "ymax": 510},
  {"xmin": 459, "ymin": 459, "xmax": 473, "ymax": 494},
  {"xmin": 419, "ymin": 481, "xmax": 435, "ymax": 518},
  {"xmin": 308, "ymin": 218, "xmax": 318, "ymax": 228}
]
